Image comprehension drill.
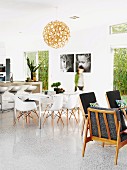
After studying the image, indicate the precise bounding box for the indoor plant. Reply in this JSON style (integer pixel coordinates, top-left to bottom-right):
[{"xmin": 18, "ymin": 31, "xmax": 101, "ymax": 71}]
[
  {"xmin": 51, "ymin": 82, "xmax": 65, "ymax": 94},
  {"xmin": 27, "ymin": 57, "xmax": 42, "ymax": 81}
]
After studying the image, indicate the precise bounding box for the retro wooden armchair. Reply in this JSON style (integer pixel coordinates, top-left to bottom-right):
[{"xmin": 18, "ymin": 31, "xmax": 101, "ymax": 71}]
[{"xmin": 82, "ymin": 107, "xmax": 127, "ymax": 165}]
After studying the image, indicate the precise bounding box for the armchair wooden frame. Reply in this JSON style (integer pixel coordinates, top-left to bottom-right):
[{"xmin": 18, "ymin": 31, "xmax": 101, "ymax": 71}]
[{"xmin": 82, "ymin": 107, "xmax": 127, "ymax": 165}]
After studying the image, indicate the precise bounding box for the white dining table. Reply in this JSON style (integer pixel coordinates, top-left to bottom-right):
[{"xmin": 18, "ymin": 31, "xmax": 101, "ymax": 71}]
[{"xmin": 15, "ymin": 93, "xmax": 50, "ymax": 129}]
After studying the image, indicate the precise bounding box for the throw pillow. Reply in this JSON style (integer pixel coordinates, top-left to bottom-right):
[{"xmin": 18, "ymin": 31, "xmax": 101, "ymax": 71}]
[
  {"xmin": 89, "ymin": 102, "xmax": 99, "ymax": 107},
  {"xmin": 116, "ymin": 99, "xmax": 127, "ymax": 108}
]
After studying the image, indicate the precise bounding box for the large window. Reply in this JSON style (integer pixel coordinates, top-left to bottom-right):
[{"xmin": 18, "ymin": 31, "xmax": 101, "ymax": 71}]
[
  {"xmin": 25, "ymin": 51, "xmax": 49, "ymax": 90},
  {"xmin": 113, "ymin": 48, "xmax": 127, "ymax": 95},
  {"xmin": 38, "ymin": 51, "xmax": 49, "ymax": 90},
  {"xmin": 110, "ymin": 23, "xmax": 127, "ymax": 34},
  {"xmin": 25, "ymin": 52, "xmax": 37, "ymax": 79}
]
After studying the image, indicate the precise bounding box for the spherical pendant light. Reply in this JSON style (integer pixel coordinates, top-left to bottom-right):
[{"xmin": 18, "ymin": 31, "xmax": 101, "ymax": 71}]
[{"xmin": 43, "ymin": 20, "xmax": 70, "ymax": 49}]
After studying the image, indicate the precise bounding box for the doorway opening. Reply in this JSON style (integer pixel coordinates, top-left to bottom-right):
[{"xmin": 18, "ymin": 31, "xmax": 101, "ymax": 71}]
[{"xmin": 113, "ymin": 48, "xmax": 127, "ymax": 102}]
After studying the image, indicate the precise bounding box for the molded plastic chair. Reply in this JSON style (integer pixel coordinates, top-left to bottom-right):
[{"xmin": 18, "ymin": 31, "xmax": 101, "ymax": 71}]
[
  {"xmin": 82, "ymin": 107, "xmax": 127, "ymax": 165},
  {"xmin": 62, "ymin": 93, "xmax": 79, "ymax": 124},
  {"xmin": 14, "ymin": 96, "xmax": 38, "ymax": 125},
  {"xmin": 79, "ymin": 92, "xmax": 97, "ymax": 136},
  {"xmin": 42, "ymin": 95, "xmax": 64, "ymax": 126}
]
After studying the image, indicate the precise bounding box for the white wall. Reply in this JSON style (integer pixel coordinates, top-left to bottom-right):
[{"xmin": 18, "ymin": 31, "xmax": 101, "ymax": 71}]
[
  {"xmin": 48, "ymin": 25, "xmax": 113, "ymax": 106},
  {"xmin": 1, "ymin": 25, "xmax": 127, "ymax": 106}
]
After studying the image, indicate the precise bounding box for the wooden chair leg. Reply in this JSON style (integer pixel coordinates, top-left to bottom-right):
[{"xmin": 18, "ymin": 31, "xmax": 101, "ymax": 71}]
[
  {"xmin": 115, "ymin": 144, "xmax": 119, "ymax": 165},
  {"xmin": 57, "ymin": 113, "xmax": 61, "ymax": 123},
  {"xmin": 42, "ymin": 114, "xmax": 48, "ymax": 125},
  {"xmin": 82, "ymin": 118, "xmax": 89, "ymax": 157},
  {"xmin": 33, "ymin": 110, "xmax": 39, "ymax": 118},
  {"xmin": 78, "ymin": 107, "xmax": 80, "ymax": 122},
  {"xmin": 72, "ymin": 109, "xmax": 78, "ymax": 123},
  {"xmin": 68, "ymin": 109, "xmax": 78, "ymax": 123},
  {"xmin": 69, "ymin": 113, "xmax": 72, "ymax": 120},
  {"xmin": 81, "ymin": 116, "xmax": 86, "ymax": 136},
  {"xmin": 22, "ymin": 114, "xmax": 25, "ymax": 128},
  {"xmin": 26, "ymin": 115, "xmax": 28, "ymax": 123},
  {"xmin": 57, "ymin": 112, "xmax": 64, "ymax": 125},
  {"xmin": 115, "ymin": 122, "xmax": 120, "ymax": 165},
  {"xmin": 66, "ymin": 109, "xmax": 68, "ymax": 125},
  {"xmin": 51, "ymin": 111, "xmax": 54, "ymax": 127},
  {"xmin": 102, "ymin": 142, "xmax": 105, "ymax": 147},
  {"xmin": 17, "ymin": 112, "xmax": 23, "ymax": 121}
]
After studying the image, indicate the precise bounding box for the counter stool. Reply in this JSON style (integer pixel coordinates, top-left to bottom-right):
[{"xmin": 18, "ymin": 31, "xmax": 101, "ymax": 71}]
[
  {"xmin": 0, "ymin": 86, "xmax": 9, "ymax": 112},
  {"xmin": 8, "ymin": 86, "xmax": 22, "ymax": 108},
  {"xmin": 9, "ymin": 86, "xmax": 21, "ymax": 95},
  {"xmin": 24, "ymin": 85, "xmax": 37, "ymax": 94}
]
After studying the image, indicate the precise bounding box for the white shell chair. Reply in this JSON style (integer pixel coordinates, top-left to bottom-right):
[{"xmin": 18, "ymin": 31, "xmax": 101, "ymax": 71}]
[
  {"xmin": 0, "ymin": 86, "xmax": 8, "ymax": 112},
  {"xmin": 14, "ymin": 96, "xmax": 38, "ymax": 125},
  {"xmin": 62, "ymin": 94, "xmax": 79, "ymax": 124},
  {"xmin": 42, "ymin": 94, "xmax": 64, "ymax": 126}
]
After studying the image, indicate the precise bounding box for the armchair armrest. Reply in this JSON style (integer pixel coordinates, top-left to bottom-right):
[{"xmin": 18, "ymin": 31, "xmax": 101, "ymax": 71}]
[{"xmin": 119, "ymin": 106, "xmax": 127, "ymax": 109}]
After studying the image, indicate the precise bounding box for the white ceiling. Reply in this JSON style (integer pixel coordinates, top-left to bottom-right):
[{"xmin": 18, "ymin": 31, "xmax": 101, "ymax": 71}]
[{"xmin": 0, "ymin": 0, "xmax": 127, "ymax": 37}]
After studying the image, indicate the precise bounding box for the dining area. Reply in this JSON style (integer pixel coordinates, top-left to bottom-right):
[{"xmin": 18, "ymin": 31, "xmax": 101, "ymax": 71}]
[
  {"xmin": 0, "ymin": 84, "xmax": 81, "ymax": 130},
  {"xmin": 14, "ymin": 90, "xmax": 81, "ymax": 129}
]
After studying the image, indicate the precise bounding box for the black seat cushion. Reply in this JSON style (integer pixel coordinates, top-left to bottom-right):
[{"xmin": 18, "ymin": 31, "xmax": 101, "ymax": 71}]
[{"xmin": 24, "ymin": 99, "xmax": 35, "ymax": 102}]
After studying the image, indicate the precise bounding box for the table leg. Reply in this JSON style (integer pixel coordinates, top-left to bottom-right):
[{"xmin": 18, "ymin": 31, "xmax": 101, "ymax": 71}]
[
  {"xmin": 13, "ymin": 107, "xmax": 16, "ymax": 125},
  {"xmin": 39, "ymin": 99, "xmax": 42, "ymax": 129}
]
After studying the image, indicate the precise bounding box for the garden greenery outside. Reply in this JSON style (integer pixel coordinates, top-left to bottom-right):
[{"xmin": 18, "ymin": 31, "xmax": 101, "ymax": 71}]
[
  {"xmin": 114, "ymin": 48, "xmax": 127, "ymax": 102},
  {"xmin": 26, "ymin": 51, "xmax": 49, "ymax": 91}
]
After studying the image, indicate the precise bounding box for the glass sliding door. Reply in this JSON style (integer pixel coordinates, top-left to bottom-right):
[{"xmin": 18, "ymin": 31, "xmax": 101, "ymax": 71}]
[{"xmin": 38, "ymin": 51, "xmax": 49, "ymax": 90}]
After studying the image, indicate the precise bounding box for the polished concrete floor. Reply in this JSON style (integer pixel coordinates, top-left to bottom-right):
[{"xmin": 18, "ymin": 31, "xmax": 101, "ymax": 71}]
[{"xmin": 0, "ymin": 104, "xmax": 127, "ymax": 170}]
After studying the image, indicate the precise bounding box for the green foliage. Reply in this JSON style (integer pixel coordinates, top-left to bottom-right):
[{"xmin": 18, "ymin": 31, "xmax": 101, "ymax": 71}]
[
  {"xmin": 111, "ymin": 23, "xmax": 127, "ymax": 34},
  {"xmin": 27, "ymin": 57, "xmax": 41, "ymax": 72},
  {"xmin": 114, "ymin": 48, "xmax": 127, "ymax": 95},
  {"xmin": 51, "ymin": 82, "xmax": 61, "ymax": 88},
  {"xmin": 38, "ymin": 51, "xmax": 49, "ymax": 90}
]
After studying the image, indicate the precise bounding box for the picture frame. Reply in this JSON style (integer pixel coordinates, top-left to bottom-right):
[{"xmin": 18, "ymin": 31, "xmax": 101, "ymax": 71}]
[
  {"xmin": 60, "ymin": 54, "xmax": 74, "ymax": 72},
  {"xmin": 60, "ymin": 53, "xmax": 91, "ymax": 73}
]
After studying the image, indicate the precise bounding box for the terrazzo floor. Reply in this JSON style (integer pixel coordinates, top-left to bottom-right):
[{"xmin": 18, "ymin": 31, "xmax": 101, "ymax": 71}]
[{"xmin": 0, "ymin": 104, "xmax": 127, "ymax": 170}]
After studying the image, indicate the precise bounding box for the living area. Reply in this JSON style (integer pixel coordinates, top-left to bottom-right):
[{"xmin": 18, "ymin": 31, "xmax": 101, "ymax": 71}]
[{"xmin": 0, "ymin": 0, "xmax": 127, "ymax": 170}]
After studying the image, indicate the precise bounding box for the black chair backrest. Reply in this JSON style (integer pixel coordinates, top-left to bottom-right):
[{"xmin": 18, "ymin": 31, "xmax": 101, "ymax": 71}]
[
  {"xmin": 106, "ymin": 90, "xmax": 121, "ymax": 108},
  {"xmin": 106, "ymin": 90, "xmax": 127, "ymax": 131},
  {"xmin": 79, "ymin": 92, "xmax": 97, "ymax": 116}
]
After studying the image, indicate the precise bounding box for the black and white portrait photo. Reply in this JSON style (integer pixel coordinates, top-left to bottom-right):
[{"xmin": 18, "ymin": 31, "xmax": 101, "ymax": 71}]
[
  {"xmin": 76, "ymin": 53, "xmax": 91, "ymax": 72},
  {"xmin": 60, "ymin": 54, "xmax": 74, "ymax": 72}
]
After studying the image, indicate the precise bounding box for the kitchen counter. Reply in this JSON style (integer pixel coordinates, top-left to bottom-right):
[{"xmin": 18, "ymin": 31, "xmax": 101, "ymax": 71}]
[{"xmin": 0, "ymin": 81, "xmax": 42, "ymax": 93}]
